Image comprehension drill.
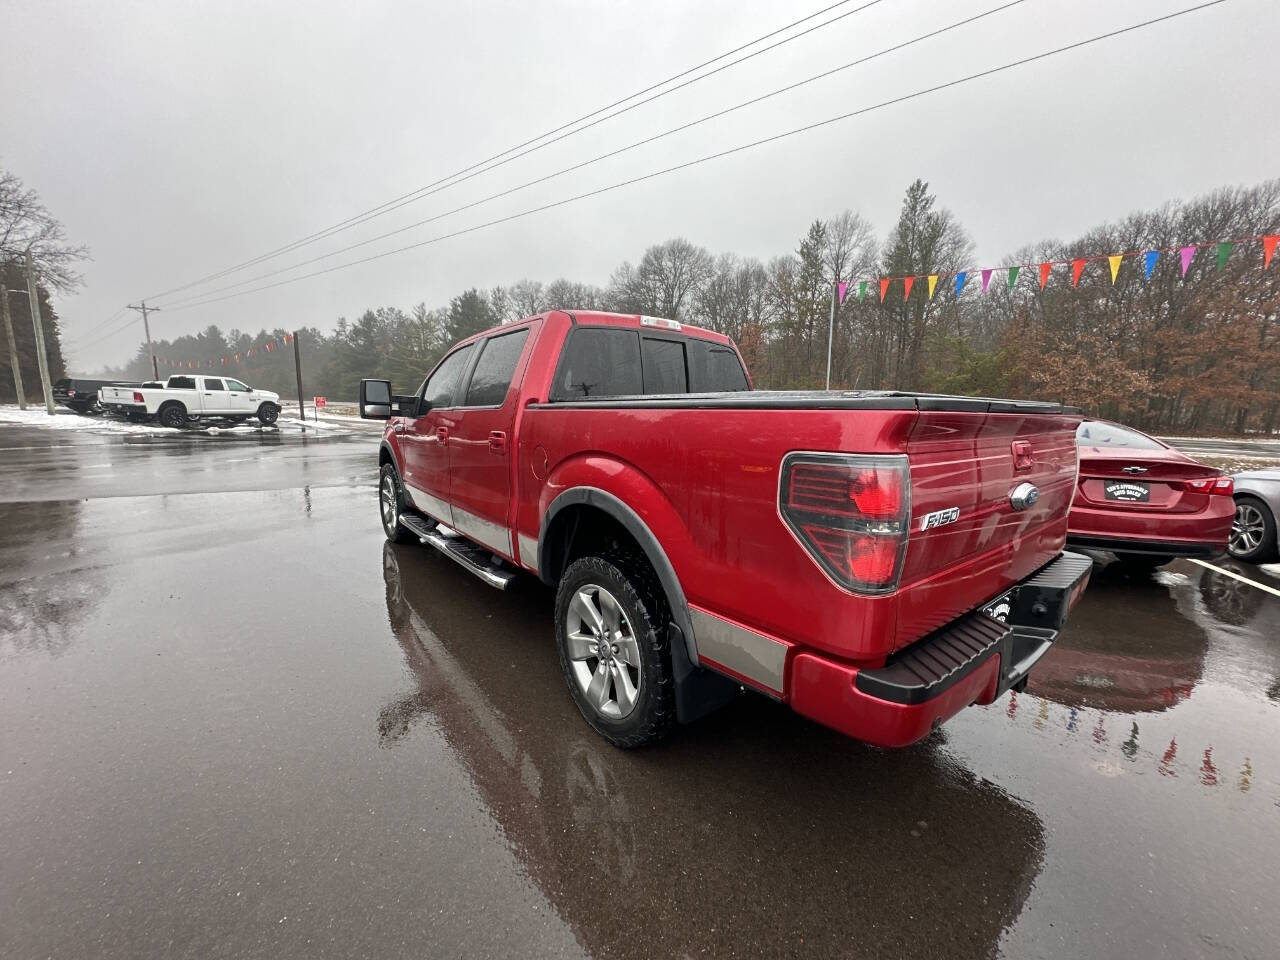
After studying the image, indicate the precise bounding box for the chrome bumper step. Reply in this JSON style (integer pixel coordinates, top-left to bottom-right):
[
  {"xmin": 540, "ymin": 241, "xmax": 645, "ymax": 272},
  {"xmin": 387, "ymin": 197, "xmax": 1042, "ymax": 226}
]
[{"xmin": 399, "ymin": 514, "xmax": 515, "ymax": 590}]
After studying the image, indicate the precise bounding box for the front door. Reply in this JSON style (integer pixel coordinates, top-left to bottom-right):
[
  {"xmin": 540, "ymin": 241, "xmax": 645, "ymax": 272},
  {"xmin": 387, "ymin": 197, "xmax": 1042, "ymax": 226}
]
[
  {"xmin": 223, "ymin": 377, "xmax": 257, "ymax": 414},
  {"xmin": 446, "ymin": 326, "xmax": 534, "ymax": 560},
  {"xmin": 399, "ymin": 343, "xmax": 475, "ymax": 525}
]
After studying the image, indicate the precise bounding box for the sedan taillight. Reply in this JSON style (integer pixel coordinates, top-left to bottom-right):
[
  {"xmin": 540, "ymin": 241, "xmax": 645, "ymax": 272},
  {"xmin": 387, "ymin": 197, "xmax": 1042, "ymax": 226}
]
[
  {"xmin": 1183, "ymin": 475, "xmax": 1234, "ymax": 496},
  {"xmin": 779, "ymin": 453, "xmax": 910, "ymax": 594}
]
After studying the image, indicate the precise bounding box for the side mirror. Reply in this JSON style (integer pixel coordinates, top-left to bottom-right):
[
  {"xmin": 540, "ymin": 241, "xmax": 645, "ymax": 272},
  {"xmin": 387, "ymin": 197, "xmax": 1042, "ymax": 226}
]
[{"xmin": 359, "ymin": 379, "xmax": 393, "ymax": 419}]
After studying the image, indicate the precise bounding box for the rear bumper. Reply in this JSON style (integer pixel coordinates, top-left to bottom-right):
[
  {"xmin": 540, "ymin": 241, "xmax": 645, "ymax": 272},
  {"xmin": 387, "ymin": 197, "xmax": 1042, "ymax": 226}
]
[
  {"xmin": 788, "ymin": 551, "xmax": 1093, "ymax": 747},
  {"xmin": 1066, "ymin": 534, "xmax": 1225, "ymax": 558}
]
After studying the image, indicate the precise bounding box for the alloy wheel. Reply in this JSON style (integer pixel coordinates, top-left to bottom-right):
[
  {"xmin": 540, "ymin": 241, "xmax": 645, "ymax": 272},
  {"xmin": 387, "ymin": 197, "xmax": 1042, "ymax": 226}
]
[
  {"xmin": 565, "ymin": 584, "xmax": 643, "ymax": 720},
  {"xmin": 380, "ymin": 473, "xmax": 398, "ymax": 531},
  {"xmin": 1230, "ymin": 502, "xmax": 1265, "ymax": 556}
]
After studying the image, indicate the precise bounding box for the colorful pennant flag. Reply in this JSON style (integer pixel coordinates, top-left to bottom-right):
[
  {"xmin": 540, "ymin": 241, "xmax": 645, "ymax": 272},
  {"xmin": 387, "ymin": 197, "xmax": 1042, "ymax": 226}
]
[
  {"xmin": 980, "ymin": 268, "xmax": 993, "ymax": 292},
  {"xmin": 927, "ymin": 274, "xmax": 938, "ymax": 299},
  {"xmin": 1108, "ymin": 255, "xmax": 1123, "ymax": 284},
  {"xmin": 1179, "ymin": 246, "xmax": 1196, "ymax": 277},
  {"xmin": 1038, "ymin": 262, "xmax": 1052, "ymax": 290},
  {"xmin": 1143, "ymin": 250, "xmax": 1159, "ymax": 280},
  {"xmin": 902, "ymin": 276, "xmax": 915, "ymax": 300},
  {"xmin": 1071, "ymin": 259, "xmax": 1086, "ymax": 287},
  {"xmin": 955, "ymin": 272, "xmax": 967, "ymax": 295},
  {"xmin": 1216, "ymin": 241, "xmax": 1233, "ymax": 270},
  {"xmin": 858, "ymin": 280, "xmax": 867, "ymax": 301},
  {"xmin": 879, "ymin": 278, "xmax": 890, "ymax": 302},
  {"xmin": 1265, "ymin": 235, "xmax": 1278, "ymax": 269},
  {"xmin": 1007, "ymin": 266, "xmax": 1020, "ymax": 291},
  {"xmin": 837, "ymin": 280, "xmax": 848, "ymax": 304}
]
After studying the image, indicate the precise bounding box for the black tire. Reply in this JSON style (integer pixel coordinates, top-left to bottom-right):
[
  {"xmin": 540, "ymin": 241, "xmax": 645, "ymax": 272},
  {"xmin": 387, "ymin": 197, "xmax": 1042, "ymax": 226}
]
[
  {"xmin": 257, "ymin": 402, "xmax": 280, "ymax": 426},
  {"xmin": 1229, "ymin": 495, "xmax": 1279, "ymax": 563},
  {"xmin": 379, "ymin": 463, "xmax": 415, "ymax": 543},
  {"xmin": 88, "ymin": 399, "xmax": 105, "ymax": 416},
  {"xmin": 554, "ymin": 553, "xmax": 676, "ymax": 748},
  {"xmin": 157, "ymin": 402, "xmax": 188, "ymax": 429}
]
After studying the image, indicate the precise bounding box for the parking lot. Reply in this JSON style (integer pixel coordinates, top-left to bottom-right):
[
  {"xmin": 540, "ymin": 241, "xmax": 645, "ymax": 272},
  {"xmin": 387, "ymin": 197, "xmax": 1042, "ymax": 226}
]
[{"xmin": 2, "ymin": 421, "xmax": 1278, "ymax": 959}]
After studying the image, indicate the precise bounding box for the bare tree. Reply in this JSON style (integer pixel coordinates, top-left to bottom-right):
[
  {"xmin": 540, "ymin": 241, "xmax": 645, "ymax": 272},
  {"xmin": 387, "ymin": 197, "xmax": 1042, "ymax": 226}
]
[{"xmin": 0, "ymin": 170, "xmax": 89, "ymax": 291}]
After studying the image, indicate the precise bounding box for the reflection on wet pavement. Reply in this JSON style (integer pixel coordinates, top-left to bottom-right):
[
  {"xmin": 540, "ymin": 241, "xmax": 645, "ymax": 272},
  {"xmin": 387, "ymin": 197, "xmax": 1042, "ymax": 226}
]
[{"xmin": 1, "ymin": 427, "xmax": 1278, "ymax": 959}]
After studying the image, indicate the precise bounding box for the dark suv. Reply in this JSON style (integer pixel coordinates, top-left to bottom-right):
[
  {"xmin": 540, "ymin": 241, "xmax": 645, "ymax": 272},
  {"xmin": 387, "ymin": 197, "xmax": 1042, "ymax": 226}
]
[{"xmin": 52, "ymin": 378, "xmax": 137, "ymax": 415}]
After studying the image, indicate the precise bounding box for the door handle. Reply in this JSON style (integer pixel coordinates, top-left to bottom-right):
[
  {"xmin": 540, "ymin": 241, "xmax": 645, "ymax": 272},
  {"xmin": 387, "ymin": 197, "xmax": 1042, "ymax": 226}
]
[
  {"xmin": 488, "ymin": 430, "xmax": 507, "ymax": 455},
  {"xmin": 436, "ymin": 426, "xmax": 449, "ymax": 446}
]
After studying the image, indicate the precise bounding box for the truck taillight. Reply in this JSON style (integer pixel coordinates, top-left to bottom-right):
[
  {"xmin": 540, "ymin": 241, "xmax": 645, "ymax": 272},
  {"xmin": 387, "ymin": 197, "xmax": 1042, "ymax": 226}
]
[
  {"xmin": 133, "ymin": 391, "xmax": 145, "ymax": 403},
  {"xmin": 780, "ymin": 453, "xmax": 910, "ymax": 594}
]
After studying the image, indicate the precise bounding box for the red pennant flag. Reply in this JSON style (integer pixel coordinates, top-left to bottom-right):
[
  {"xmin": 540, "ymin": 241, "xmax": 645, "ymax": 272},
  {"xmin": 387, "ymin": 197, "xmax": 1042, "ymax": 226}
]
[
  {"xmin": 221, "ymin": 357, "xmax": 227, "ymax": 365},
  {"xmin": 1038, "ymin": 262, "xmax": 1052, "ymax": 290},
  {"xmin": 1071, "ymin": 259, "xmax": 1086, "ymax": 287},
  {"xmin": 1265, "ymin": 235, "xmax": 1278, "ymax": 270},
  {"xmin": 902, "ymin": 276, "xmax": 915, "ymax": 300},
  {"xmin": 879, "ymin": 278, "xmax": 890, "ymax": 302}
]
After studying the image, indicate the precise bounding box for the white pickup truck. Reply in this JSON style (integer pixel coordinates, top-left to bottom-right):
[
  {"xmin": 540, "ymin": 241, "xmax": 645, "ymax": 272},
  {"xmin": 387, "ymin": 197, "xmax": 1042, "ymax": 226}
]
[{"xmin": 99, "ymin": 375, "xmax": 282, "ymax": 428}]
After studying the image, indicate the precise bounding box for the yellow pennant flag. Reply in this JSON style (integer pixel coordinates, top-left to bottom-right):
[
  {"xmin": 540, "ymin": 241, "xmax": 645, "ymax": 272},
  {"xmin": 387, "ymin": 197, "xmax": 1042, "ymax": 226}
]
[
  {"xmin": 927, "ymin": 274, "xmax": 938, "ymax": 299},
  {"xmin": 1108, "ymin": 254, "xmax": 1123, "ymax": 284}
]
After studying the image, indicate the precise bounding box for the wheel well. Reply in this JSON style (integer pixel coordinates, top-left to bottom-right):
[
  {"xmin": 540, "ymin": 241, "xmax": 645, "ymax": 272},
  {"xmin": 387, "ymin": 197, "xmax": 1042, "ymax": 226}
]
[
  {"xmin": 379, "ymin": 446, "xmax": 394, "ymax": 469},
  {"xmin": 157, "ymin": 400, "xmax": 186, "ymax": 415},
  {"xmin": 541, "ymin": 504, "xmax": 647, "ymax": 585}
]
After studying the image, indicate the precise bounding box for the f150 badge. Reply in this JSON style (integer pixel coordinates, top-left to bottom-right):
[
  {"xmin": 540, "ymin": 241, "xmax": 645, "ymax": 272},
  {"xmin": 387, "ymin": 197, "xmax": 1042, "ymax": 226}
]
[{"xmin": 920, "ymin": 507, "xmax": 960, "ymax": 530}]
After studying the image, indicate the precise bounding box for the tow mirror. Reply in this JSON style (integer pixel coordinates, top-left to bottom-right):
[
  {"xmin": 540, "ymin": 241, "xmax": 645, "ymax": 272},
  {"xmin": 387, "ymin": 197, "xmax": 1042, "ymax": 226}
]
[{"xmin": 359, "ymin": 379, "xmax": 393, "ymax": 419}]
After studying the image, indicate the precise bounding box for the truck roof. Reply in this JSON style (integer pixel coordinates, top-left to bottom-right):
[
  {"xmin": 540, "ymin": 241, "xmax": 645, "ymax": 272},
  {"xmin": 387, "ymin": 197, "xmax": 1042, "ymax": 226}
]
[{"xmin": 459, "ymin": 310, "xmax": 735, "ymax": 348}]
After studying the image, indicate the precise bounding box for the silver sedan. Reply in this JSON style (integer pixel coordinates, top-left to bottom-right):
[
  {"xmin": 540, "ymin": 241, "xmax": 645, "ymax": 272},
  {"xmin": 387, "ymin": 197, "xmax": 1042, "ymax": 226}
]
[{"xmin": 1230, "ymin": 468, "xmax": 1280, "ymax": 562}]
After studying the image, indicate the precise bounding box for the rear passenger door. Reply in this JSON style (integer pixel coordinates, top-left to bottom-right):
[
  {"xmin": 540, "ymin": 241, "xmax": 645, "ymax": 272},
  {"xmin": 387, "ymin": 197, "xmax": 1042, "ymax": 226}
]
[
  {"xmin": 445, "ymin": 325, "xmax": 535, "ymax": 558},
  {"xmin": 199, "ymin": 377, "xmax": 231, "ymax": 414}
]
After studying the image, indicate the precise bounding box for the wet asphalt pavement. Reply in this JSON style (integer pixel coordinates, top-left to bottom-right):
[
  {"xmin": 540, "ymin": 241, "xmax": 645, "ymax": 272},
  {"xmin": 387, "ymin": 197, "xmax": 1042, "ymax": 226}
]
[{"xmin": 2, "ymin": 424, "xmax": 1279, "ymax": 959}]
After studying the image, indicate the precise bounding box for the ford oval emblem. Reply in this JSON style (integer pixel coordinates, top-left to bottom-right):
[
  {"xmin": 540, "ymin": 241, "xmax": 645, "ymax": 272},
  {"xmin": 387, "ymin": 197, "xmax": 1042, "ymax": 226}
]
[{"xmin": 1009, "ymin": 482, "xmax": 1040, "ymax": 510}]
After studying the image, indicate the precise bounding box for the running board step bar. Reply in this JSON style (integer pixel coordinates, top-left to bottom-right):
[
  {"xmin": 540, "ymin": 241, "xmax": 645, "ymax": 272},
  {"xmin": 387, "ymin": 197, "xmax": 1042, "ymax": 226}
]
[{"xmin": 399, "ymin": 514, "xmax": 515, "ymax": 590}]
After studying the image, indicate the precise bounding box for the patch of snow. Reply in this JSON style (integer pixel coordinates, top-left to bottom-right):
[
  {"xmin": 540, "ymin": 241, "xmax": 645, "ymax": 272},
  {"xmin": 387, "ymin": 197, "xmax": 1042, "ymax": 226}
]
[{"xmin": 0, "ymin": 405, "xmax": 172, "ymax": 435}]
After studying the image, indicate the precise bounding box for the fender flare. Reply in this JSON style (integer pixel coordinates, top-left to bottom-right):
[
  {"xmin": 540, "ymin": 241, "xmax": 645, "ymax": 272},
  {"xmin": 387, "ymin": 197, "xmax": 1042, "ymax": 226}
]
[
  {"xmin": 378, "ymin": 439, "xmax": 399, "ymax": 469},
  {"xmin": 538, "ymin": 486, "xmax": 699, "ymax": 667}
]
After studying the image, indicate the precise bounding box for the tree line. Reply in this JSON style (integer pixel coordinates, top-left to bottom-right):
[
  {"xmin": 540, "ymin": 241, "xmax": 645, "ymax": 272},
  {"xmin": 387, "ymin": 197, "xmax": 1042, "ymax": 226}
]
[{"xmin": 11, "ymin": 165, "xmax": 1279, "ymax": 435}]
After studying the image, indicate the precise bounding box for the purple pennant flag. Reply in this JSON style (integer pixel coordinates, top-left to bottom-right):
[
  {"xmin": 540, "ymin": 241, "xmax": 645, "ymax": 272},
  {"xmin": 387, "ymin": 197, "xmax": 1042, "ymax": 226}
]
[
  {"xmin": 837, "ymin": 280, "xmax": 848, "ymax": 304},
  {"xmin": 1179, "ymin": 246, "xmax": 1196, "ymax": 277},
  {"xmin": 1143, "ymin": 250, "xmax": 1159, "ymax": 280},
  {"xmin": 980, "ymin": 268, "xmax": 993, "ymax": 292}
]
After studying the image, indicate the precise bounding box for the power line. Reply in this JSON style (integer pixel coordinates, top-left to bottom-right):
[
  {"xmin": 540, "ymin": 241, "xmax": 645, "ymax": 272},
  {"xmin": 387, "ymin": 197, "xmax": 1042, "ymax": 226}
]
[
  {"xmin": 69, "ymin": 305, "xmax": 129, "ymax": 341},
  {"xmin": 156, "ymin": 0, "xmax": 1029, "ymax": 309},
  {"xmin": 141, "ymin": 0, "xmax": 883, "ymax": 302},
  {"xmin": 160, "ymin": 0, "xmax": 1230, "ymax": 315},
  {"xmin": 71, "ymin": 314, "xmax": 139, "ymax": 351}
]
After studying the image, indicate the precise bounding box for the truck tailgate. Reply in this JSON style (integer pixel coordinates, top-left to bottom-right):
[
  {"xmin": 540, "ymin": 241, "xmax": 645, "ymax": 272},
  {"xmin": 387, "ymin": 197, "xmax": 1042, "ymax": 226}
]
[
  {"xmin": 100, "ymin": 386, "xmax": 137, "ymax": 403},
  {"xmin": 895, "ymin": 403, "xmax": 1080, "ymax": 646}
]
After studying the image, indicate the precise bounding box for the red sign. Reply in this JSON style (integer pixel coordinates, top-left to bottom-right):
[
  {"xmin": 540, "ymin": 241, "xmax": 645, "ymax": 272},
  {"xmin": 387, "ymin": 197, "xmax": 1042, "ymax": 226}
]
[{"xmin": 313, "ymin": 397, "xmax": 327, "ymax": 409}]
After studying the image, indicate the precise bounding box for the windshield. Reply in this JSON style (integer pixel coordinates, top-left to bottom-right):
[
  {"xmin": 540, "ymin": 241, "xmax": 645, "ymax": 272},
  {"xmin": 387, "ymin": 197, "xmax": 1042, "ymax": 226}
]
[{"xmin": 1075, "ymin": 421, "xmax": 1165, "ymax": 450}]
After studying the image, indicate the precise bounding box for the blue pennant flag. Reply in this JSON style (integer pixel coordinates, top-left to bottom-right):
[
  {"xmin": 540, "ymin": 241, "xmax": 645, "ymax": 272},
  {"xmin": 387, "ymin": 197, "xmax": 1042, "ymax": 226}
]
[
  {"xmin": 955, "ymin": 271, "xmax": 967, "ymax": 296},
  {"xmin": 1143, "ymin": 250, "xmax": 1159, "ymax": 280}
]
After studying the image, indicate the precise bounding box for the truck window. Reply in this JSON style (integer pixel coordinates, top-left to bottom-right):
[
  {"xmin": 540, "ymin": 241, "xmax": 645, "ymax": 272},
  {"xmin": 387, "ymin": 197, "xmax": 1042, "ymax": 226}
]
[
  {"xmin": 687, "ymin": 339, "xmax": 749, "ymax": 392},
  {"xmin": 551, "ymin": 328, "xmax": 641, "ymax": 400},
  {"xmin": 169, "ymin": 376, "xmax": 196, "ymax": 390},
  {"xmin": 225, "ymin": 378, "xmax": 250, "ymax": 392},
  {"xmin": 641, "ymin": 337, "xmax": 687, "ymax": 394},
  {"xmin": 465, "ymin": 328, "xmax": 529, "ymax": 407},
  {"xmin": 423, "ymin": 344, "xmax": 475, "ymax": 409},
  {"xmin": 203, "ymin": 378, "xmax": 226, "ymax": 391}
]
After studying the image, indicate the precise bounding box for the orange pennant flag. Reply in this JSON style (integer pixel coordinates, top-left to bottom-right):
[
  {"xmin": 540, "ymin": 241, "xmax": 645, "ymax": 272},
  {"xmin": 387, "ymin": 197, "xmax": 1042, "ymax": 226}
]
[
  {"xmin": 1038, "ymin": 262, "xmax": 1052, "ymax": 290},
  {"xmin": 1108, "ymin": 255, "xmax": 1123, "ymax": 284},
  {"xmin": 1071, "ymin": 259, "xmax": 1086, "ymax": 287},
  {"xmin": 902, "ymin": 276, "xmax": 915, "ymax": 300},
  {"xmin": 1265, "ymin": 235, "xmax": 1278, "ymax": 270},
  {"xmin": 879, "ymin": 277, "xmax": 890, "ymax": 302},
  {"xmin": 927, "ymin": 274, "xmax": 938, "ymax": 299}
]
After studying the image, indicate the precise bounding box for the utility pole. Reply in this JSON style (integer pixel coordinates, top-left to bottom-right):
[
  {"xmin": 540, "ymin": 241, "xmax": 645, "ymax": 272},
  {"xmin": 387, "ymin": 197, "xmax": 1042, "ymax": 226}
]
[
  {"xmin": 1, "ymin": 277, "xmax": 25, "ymax": 410},
  {"xmin": 824, "ymin": 279, "xmax": 838, "ymax": 391},
  {"xmin": 292, "ymin": 330, "xmax": 305, "ymax": 426},
  {"xmin": 25, "ymin": 251, "xmax": 56, "ymax": 414},
  {"xmin": 126, "ymin": 301, "xmax": 160, "ymax": 379}
]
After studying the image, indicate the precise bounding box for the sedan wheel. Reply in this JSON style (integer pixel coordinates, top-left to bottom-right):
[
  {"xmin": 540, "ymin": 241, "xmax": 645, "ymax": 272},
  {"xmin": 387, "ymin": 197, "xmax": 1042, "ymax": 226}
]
[
  {"xmin": 564, "ymin": 583, "xmax": 643, "ymax": 720},
  {"xmin": 1229, "ymin": 499, "xmax": 1269, "ymax": 558}
]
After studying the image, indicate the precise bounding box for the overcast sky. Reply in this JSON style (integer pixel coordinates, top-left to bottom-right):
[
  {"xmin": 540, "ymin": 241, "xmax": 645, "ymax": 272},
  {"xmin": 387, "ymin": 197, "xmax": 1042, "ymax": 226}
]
[{"xmin": 2, "ymin": 0, "xmax": 1275, "ymax": 370}]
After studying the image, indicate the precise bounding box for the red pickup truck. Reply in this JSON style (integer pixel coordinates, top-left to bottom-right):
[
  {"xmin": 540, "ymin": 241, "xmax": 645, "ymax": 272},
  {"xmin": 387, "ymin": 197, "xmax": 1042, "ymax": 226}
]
[{"xmin": 359, "ymin": 310, "xmax": 1092, "ymax": 748}]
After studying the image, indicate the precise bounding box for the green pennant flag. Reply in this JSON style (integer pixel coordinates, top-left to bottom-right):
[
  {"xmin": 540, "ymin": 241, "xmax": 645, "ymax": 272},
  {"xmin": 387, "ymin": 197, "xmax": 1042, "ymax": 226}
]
[
  {"xmin": 1216, "ymin": 241, "xmax": 1233, "ymax": 270},
  {"xmin": 1007, "ymin": 266, "xmax": 1020, "ymax": 290},
  {"xmin": 858, "ymin": 280, "xmax": 867, "ymax": 300}
]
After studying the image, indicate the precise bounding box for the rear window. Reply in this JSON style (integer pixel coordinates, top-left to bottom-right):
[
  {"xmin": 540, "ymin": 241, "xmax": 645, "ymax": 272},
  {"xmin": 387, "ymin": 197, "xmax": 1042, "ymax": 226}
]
[
  {"xmin": 465, "ymin": 329, "xmax": 529, "ymax": 406},
  {"xmin": 688, "ymin": 339, "xmax": 748, "ymax": 392},
  {"xmin": 168, "ymin": 376, "xmax": 196, "ymax": 390},
  {"xmin": 54, "ymin": 378, "xmax": 71, "ymax": 389},
  {"xmin": 641, "ymin": 337, "xmax": 687, "ymax": 394},
  {"xmin": 203, "ymin": 378, "xmax": 225, "ymax": 390},
  {"xmin": 552, "ymin": 328, "xmax": 642, "ymax": 400},
  {"xmin": 1076, "ymin": 421, "xmax": 1164, "ymax": 450}
]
